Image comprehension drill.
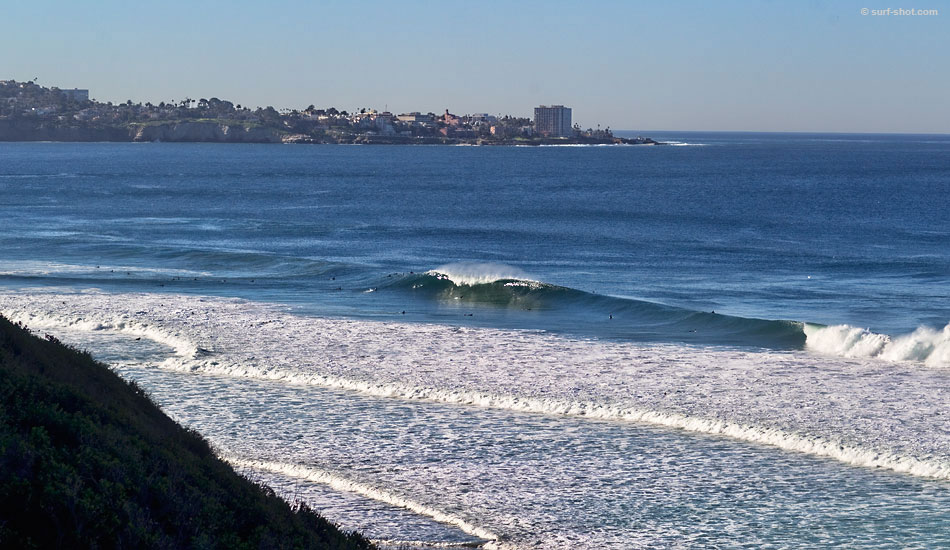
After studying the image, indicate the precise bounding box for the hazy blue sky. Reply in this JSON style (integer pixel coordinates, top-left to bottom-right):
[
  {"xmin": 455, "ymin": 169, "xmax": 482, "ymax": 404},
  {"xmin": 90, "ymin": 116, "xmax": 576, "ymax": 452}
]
[{"xmin": 3, "ymin": 0, "xmax": 947, "ymax": 132}]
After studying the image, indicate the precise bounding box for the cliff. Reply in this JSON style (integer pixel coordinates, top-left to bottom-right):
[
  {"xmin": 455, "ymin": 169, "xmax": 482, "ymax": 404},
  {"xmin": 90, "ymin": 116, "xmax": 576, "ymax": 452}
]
[
  {"xmin": 130, "ymin": 122, "xmax": 282, "ymax": 143},
  {"xmin": 0, "ymin": 118, "xmax": 659, "ymax": 146},
  {"xmin": 0, "ymin": 119, "xmax": 129, "ymax": 141},
  {"xmin": 0, "ymin": 315, "xmax": 374, "ymax": 550},
  {"xmin": 0, "ymin": 120, "xmax": 282, "ymax": 143}
]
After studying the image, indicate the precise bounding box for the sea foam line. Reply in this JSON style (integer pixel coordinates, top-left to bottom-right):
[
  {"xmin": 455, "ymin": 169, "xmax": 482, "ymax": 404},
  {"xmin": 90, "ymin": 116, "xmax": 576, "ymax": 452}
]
[
  {"xmin": 371, "ymin": 540, "xmax": 485, "ymax": 549},
  {"xmin": 225, "ymin": 456, "xmax": 502, "ymax": 546},
  {"xmin": 193, "ymin": 361, "xmax": 950, "ymax": 482}
]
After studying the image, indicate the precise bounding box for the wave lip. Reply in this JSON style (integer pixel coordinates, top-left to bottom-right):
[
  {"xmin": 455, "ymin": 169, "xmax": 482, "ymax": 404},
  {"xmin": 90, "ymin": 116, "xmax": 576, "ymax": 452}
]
[
  {"xmin": 426, "ymin": 262, "xmax": 540, "ymax": 287},
  {"xmin": 804, "ymin": 322, "xmax": 950, "ymax": 367}
]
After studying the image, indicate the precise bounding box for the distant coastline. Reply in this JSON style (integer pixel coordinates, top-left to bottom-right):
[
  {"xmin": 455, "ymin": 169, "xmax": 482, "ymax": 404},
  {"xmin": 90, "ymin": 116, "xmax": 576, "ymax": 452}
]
[
  {"xmin": 0, "ymin": 79, "xmax": 661, "ymax": 145},
  {"xmin": 0, "ymin": 118, "xmax": 661, "ymax": 145}
]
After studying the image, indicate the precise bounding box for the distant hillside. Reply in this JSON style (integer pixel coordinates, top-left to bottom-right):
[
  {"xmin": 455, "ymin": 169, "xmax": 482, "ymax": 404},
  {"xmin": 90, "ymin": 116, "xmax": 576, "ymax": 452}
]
[{"xmin": 0, "ymin": 314, "xmax": 374, "ymax": 550}]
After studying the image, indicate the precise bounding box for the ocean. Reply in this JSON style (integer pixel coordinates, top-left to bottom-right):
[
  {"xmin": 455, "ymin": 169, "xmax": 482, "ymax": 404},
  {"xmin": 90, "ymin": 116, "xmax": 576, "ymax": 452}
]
[{"xmin": 1, "ymin": 133, "xmax": 948, "ymax": 548}]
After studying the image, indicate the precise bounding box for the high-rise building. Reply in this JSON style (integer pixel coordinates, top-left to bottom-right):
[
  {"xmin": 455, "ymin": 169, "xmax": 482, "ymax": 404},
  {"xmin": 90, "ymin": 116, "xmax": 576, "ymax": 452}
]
[{"xmin": 533, "ymin": 105, "xmax": 572, "ymax": 138}]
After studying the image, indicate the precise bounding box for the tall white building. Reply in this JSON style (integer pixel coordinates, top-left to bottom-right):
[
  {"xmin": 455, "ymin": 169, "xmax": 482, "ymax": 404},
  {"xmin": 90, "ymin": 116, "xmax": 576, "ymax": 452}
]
[{"xmin": 534, "ymin": 105, "xmax": 572, "ymax": 137}]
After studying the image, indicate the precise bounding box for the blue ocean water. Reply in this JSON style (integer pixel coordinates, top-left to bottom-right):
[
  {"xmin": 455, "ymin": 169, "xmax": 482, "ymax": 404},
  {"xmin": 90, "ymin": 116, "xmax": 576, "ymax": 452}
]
[{"xmin": 1, "ymin": 135, "xmax": 949, "ymax": 548}]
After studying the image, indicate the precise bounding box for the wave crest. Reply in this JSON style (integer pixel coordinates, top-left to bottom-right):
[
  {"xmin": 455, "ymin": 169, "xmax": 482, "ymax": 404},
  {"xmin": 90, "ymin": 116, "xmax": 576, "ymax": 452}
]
[
  {"xmin": 426, "ymin": 262, "xmax": 539, "ymax": 287},
  {"xmin": 804, "ymin": 323, "xmax": 950, "ymax": 366}
]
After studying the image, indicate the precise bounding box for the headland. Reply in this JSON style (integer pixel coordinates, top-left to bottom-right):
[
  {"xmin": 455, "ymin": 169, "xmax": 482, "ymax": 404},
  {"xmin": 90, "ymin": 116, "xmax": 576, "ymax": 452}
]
[{"xmin": 0, "ymin": 80, "xmax": 660, "ymax": 145}]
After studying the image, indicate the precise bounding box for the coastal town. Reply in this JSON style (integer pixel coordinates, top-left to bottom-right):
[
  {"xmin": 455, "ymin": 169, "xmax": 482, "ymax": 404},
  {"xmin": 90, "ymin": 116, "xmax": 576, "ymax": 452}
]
[{"xmin": 0, "ymin": 80, "xmax": 658, "ymax": 145}]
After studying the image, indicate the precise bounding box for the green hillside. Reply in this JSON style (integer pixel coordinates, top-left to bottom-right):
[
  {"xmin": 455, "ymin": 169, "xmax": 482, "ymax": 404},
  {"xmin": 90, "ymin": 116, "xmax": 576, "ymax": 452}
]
[{"xmin": 0, "ymin": 314, "xmax": 373, "ymax": 550}]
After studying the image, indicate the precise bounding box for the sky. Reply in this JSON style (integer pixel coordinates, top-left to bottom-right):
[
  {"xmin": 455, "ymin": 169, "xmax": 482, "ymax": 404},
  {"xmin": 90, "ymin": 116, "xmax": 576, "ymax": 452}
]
[{"xmin": 3, "ymin": 0, "xmax": 948, "ymax": 133}]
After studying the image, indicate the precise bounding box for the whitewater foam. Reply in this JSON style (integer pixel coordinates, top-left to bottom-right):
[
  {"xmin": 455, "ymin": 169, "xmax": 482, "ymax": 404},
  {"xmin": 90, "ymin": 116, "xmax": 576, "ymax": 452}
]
[
  {"xmin": 804, "ymin": 322, "xmax": 950, "ymax": 367},
  {"xmin": 3, "ymin": 289, "xmax": 949, "ymax": 482},
  {"xmin": 214, "ymin": 370, "xmax": 950, "ymax": 479},
  {"xmin": 661, "ymin": 141, "xmax": 707, "ymax": 147},
  {"xmin": 3, "ymin": 305, "xmax": 199, "ymax": 358}
]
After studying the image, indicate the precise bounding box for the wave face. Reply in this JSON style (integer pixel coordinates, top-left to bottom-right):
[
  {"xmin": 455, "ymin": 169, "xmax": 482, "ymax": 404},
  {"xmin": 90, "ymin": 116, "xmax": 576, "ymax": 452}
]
[{"xmin": 376, "ymin": 262, "xmax": 808, "ymax": 349}]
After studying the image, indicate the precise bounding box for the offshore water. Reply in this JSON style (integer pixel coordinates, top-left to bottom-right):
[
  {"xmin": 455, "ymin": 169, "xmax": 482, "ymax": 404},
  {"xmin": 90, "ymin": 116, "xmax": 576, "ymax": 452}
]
[{"xmin": 1, "ymin": 133, "xmax": 949, "ymax": 548}]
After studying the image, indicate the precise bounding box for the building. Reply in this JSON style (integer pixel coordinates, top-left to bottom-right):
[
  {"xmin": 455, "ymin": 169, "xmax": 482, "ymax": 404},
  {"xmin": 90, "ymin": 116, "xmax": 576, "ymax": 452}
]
[
  {"xmin": 61, "ymin": 88, "xmax": 89, "ymax": 102},
  {"xmin": 469, "ymin": 113, "xmax": 497, "ymax": 123},
  {"xmin": 374, "ymin": 111, "xmax": 394, "ymax": 127},
  {"xmin": 533, "ymin": 105, "xmax": 572, "ymax": 138},
  {"xmin": 442, "ymin": 109, "xmax": 461, "ymax": 126},
  {"xmin": 397, "ymin": 112, "xmax": 435, "ymax": 124}
]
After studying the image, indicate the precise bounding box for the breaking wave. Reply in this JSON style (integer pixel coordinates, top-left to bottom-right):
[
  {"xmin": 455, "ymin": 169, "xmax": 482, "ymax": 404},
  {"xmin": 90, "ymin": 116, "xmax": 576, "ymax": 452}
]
[
  {"xmin": 804, "ymin": 323, "xmax": 950, "ymax": 367},
  {"xmin": 381, "ymin": 263, "xmax": 950, "ymax": 364},
  {"xmin": 427, "ymin": 262, "xmax": 540, "ymax": 287},
  {"xmin": 382, "ymin": 263, "xmax": 807, "ymax": 348}
]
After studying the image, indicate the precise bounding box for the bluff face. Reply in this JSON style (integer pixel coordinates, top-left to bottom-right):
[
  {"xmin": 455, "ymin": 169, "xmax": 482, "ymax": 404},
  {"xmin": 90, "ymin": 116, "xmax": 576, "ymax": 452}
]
[
  {"xmin": 0, "ymin": 118, "xmax": 659, "ymax": 146},
  {"xmin": 0, "ymin": 119, "xmax": 130, "ymax": 141},
  {"xmin": 0, "ymin": 119, "xmax": 282, "ymax": 143},
  {"xmin": 130, "ymin": 122, "xmax": 282, "ymax": 143}
]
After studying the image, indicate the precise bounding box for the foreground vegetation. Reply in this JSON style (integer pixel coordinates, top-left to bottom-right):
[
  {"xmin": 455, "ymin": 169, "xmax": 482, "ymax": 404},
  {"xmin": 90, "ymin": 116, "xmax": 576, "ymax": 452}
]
[{"xmin": 0, "ymin": 314, "xmax": 373, "ymax": 550}]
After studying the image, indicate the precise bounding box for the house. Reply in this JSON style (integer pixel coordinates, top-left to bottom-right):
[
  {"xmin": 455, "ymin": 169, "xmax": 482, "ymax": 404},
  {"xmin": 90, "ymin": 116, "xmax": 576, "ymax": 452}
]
[{"xmin": 442, "ymin": 109, "xmax": 460, "ymax": 126}]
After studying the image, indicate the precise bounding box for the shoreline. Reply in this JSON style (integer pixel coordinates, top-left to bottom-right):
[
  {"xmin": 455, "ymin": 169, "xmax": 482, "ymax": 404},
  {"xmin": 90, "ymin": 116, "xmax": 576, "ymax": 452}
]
[{"xmin": 0, "ymin": 120, "xmax": 662, "ymax": 146}]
